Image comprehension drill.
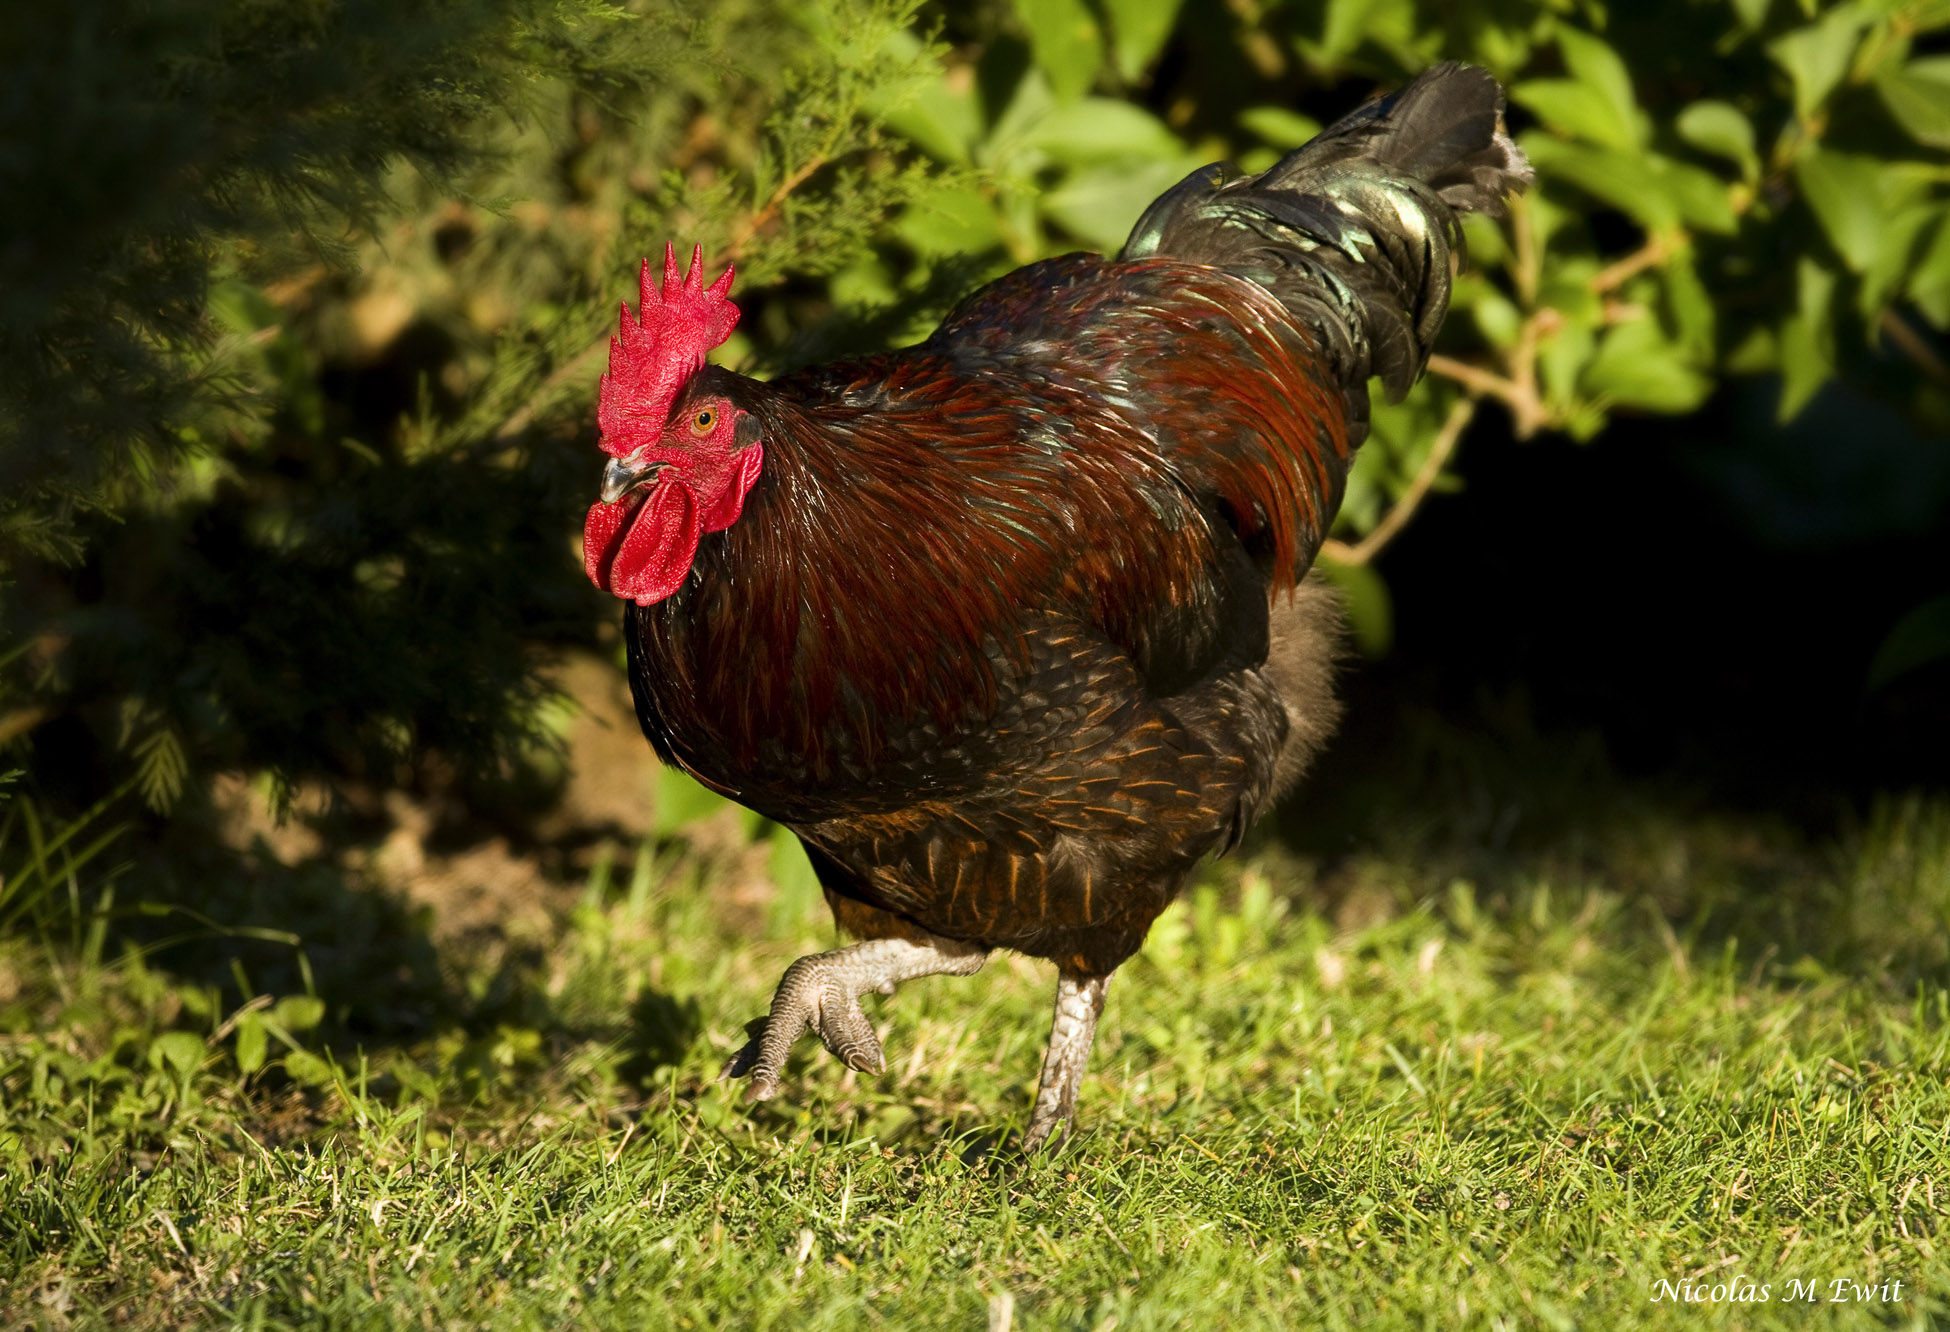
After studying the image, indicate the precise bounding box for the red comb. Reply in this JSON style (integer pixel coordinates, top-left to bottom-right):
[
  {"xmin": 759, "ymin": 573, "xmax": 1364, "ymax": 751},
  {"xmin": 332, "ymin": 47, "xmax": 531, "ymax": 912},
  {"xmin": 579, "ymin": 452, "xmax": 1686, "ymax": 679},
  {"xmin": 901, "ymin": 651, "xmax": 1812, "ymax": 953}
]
[{"xmin": 596, "ymin": 243, "xmax": 739, "ymax": 459}]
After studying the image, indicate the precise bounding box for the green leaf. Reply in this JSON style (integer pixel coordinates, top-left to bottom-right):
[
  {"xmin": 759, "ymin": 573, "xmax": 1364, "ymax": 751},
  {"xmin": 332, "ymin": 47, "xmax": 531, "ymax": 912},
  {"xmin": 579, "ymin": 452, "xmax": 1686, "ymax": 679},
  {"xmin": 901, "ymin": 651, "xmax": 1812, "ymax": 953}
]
[
  {"xmin": 1526, "ymin": 132, "xmax": 1737, "ymax": 236},
  {"xmin": 1239, "ymin": 107, "xmax": 1323, "ymax": 150},
  {"xmin": 876, "ymin": 81, "xmax": 981, "ymax": 165},
  {"xmin": 1581, "ymin": 318, "xmax": 1712, "ymax": 413},
  {"xmin": 1795, "ymin": 150, "xmax": 1925, "ymax": 273},
  {"xmin": 273, "ymin": 994, "xmax": 326, "ymax": 1033},
  {"xmin": 1012, "ymin": 0, "xmax": 1103, "ymax": 103},
  {"xmin": 1768, "ymin": 8, "xmax": 1871, "ymax": 121},
  {"xmin": 1512, "ymin": 79, "xmax": 1639, "ymax": 151},
  {"xmin": 1867, "ymin": 596, "xmax": 1950, "ymax": 691},
  {"xmin": 830, "ymin": 256, "xmax": 899, "ymax": 309},
  {"xmin": 1313, "ymin": 0, "xmax": 1422, "ymax": 65},
  {"xmin": 1908, "ymin": 214, "xmax": 1950, "ymax": 328},
  {"xmin": 897, "ymin": 187, "xmax": 1004, "ymax": 257},
  {"xmin": 1916, "ymin": 0, "xmax": 1950, "ymax": 33},
  {"xmin": 1661, "ymin": 159, "xmax": 1741, "ymax": 235},
  {"xmin": 1043, "ymin": 160, "xmax": 1194, "ymax": 252},
  {"xmin": 235, "ymin": 1015, "xmax": 268, "ymax": 1075},
  {"xmin": 1316, "ymin": 558, "xmax": 1393, "ymax": 657},
  {"xmin": 1859, "ymin": 203, "xmax": 1939, "ymax": 319},
  {"xmin": 1337, "ymin": 449, "xmax": 1386, "ymax": 535},
  {"xmin": 1538, "ymin": 319, "xmax": 1598, "ymax": 415},
  {"xmin": 1100, "ymin": 0, "xmax": 1183, "ymax": 81},
  {"xmin": 1536, "ymin": 261, "xmax": 1603, "ymax": 328},
  {"xmin": 1778, "ymin": 258, "xmax": 1839, "ymax": 420},
  {"xmin": 133, "ymin": 726, "xmax": 188, "ymax": 814},
  {"xmin": 983, "ymin": 66, "xmax": 1058, "ymax": 168},
  {"xmin": 1676, "ymin": 100, "xmax": 1759, "ymax": 180},
  {"xmin": 1554, "ymin": 26, "xmax": 1645, "ymax": 148},
  {"xmin": 1459, "ymin": 212, "xmax": 1512, "ymax": 269},
  {"xmin": 1521, "ymin": 136, "xmax": 1677, "ymax": 230},
  {"xmin": 1876, "ymin": 56, "xmax": 1950, "ymax": 148},
  {"xmin": 282, "ymin": 1049, "xmax": 337, "ymax": 1087},
  {"xmin": 1663, "ymin": 254, "xmax": 1717, "ymax": 362},
  {"xmin": 870, "ymin": 31, "xmax": 984, "ymax": 163},
  {"xmin": 1724, "ymin": 324, "xmax": 1779, "ymax": 375},
  {"xmin": 1318, "ymin": 0, "xmax": 1377, "ymax": 62},
  {"xmin": 149, "ymin": 1031, "xmax": 207, "ymax": 1077},
  {"xmin": 1453, "ymin": 279, "xmax": 1523, "ymax": 348},
  {"xmin": 1337, "ymin": 384, "xmax": 1455, "ymax": 538},
  {"xmin": 1731, "ymin": 0, "xmax": 1775, "ymax": 30},
  {"xmin": 1023, "ymin": 98, "xmax": 1183, "ymax": 165}
]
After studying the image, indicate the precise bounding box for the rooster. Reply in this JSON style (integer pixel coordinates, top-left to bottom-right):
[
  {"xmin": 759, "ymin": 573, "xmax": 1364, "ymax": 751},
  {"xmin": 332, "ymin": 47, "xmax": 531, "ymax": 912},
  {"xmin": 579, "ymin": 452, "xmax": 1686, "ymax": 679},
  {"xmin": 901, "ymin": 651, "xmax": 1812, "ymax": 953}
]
[{"xmin": 582, "ymin": 63, "xmax": 1529, "ymax": 1148}]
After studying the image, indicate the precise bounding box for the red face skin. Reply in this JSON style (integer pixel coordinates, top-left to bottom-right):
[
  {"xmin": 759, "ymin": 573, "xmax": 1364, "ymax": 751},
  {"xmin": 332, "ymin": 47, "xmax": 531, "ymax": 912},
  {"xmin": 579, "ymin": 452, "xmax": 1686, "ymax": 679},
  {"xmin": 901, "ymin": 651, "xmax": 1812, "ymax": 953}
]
[{"xmin": 583, "ymin": 395, "xmax": 764, "ymax": 606}]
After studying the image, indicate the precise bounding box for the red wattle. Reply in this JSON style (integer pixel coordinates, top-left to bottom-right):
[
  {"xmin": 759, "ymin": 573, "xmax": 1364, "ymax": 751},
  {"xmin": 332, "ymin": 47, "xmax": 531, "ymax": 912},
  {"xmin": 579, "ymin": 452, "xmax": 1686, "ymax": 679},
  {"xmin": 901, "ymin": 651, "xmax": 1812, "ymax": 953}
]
[
  {"xmin": 608, "ymin": 482, "xmax": 702, "ymax": 606},
  {"xmin": 583, "ymin": 499, "xmax": 631, "ymax": 589}
]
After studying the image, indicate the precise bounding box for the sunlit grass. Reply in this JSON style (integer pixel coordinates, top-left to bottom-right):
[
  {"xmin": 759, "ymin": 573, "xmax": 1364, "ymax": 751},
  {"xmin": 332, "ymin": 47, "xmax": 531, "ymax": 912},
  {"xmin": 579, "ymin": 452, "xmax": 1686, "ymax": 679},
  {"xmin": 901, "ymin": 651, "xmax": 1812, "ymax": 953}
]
[{"xmin": 2, "ymin": 789, "xmax": 1947, "ymax": 1329}]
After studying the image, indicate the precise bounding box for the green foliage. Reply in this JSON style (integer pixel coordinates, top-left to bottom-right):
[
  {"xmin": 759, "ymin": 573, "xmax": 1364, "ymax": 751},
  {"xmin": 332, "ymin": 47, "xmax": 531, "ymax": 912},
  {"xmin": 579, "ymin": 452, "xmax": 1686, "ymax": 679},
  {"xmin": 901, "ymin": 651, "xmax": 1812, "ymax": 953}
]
[
  {"xmin": 0, "ymin": 0, "xmax": 644, "ymax": 572},
  {"xmin": 0, "ymin": 775, "xmax": 135, "ymax": 936}
]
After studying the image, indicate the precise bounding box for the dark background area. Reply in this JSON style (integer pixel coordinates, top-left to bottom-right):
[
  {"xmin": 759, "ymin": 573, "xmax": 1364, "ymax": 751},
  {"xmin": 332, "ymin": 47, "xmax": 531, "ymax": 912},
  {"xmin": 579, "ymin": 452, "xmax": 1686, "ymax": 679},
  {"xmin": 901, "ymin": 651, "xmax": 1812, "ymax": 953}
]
[{"xmin": 1346, "ymin": 374, "xmax": 1947, "ymax": 819}]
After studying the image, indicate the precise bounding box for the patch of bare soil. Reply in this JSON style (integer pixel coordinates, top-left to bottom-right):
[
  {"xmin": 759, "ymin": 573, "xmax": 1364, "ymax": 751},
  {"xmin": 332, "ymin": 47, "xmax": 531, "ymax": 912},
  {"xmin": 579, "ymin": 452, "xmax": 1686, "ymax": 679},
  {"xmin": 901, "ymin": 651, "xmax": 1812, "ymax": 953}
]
[{"xmin": 202, "ymin": 651, "xmax": 691, "ymax": 951}]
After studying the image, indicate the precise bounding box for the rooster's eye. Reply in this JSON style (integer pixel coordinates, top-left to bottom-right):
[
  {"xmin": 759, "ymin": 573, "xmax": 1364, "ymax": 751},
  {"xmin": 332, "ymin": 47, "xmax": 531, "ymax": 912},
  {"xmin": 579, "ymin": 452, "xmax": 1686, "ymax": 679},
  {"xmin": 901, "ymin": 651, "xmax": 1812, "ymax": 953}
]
[{"xmin": 691, "ymin": 408, "xmax": 716, "ymax": 435}]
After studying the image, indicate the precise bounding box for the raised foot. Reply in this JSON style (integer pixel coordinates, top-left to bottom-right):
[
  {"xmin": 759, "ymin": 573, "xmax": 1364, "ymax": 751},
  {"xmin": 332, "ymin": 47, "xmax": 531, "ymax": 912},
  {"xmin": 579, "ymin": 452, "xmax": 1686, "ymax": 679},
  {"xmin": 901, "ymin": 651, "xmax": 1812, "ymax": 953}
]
[
  {"xmin": 720, "ymin": 953, "xmax": 885, "ymax": 1100},
  {"xmin": 720, "ymin": 935, "xmax": 986, "ymax": 1103}
]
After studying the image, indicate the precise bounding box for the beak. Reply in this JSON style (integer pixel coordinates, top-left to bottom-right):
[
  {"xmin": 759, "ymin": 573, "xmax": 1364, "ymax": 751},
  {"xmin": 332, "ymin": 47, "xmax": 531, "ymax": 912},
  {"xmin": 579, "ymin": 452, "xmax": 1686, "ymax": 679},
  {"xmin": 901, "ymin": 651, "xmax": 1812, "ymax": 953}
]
[{"xmin": 600, "ymin": 455, "xmax": 667, "ymax": 505}]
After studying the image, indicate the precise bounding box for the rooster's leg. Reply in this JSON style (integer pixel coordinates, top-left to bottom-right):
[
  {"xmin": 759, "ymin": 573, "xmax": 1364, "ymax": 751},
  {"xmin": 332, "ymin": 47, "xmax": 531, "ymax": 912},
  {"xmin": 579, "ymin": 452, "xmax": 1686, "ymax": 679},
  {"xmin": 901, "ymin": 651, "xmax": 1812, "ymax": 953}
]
[
  {"xmin": 721, "ymin": 934, "xmax": 987, "ymax": 1101},
  {"xmin": 1023, "ymin": 970, "xmax": 1111, "ymax": 1151}
]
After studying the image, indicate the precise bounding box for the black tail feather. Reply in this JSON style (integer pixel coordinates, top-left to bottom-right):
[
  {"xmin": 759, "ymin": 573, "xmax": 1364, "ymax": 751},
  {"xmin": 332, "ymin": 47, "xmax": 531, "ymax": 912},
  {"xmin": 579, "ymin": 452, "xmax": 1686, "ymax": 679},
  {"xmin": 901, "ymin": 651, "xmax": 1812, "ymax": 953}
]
[
  {"xmin": 1122, "ymin": 63, "xmax": 1531, "ymax": 424},
  {"xmin": 1287, "ymin": 62, "xmax": 1531, "ymax": 220}
]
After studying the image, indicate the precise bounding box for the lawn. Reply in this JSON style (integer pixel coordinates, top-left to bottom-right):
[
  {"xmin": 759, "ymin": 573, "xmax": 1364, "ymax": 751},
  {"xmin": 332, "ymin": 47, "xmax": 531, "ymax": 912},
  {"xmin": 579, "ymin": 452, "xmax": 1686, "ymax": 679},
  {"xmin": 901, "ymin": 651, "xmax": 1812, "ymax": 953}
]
[{"xmin": 2, "ymin": 750, "xmax": 1946, "ymax": 1329}]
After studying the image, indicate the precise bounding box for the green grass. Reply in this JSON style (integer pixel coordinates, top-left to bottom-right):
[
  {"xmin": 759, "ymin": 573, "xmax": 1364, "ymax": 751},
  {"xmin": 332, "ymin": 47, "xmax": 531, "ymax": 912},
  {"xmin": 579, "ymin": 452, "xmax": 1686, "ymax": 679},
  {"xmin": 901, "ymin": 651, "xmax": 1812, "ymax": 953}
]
[{"xmin": 2, "ymin": 780, "xmax": 1948, "ymax": 1329}]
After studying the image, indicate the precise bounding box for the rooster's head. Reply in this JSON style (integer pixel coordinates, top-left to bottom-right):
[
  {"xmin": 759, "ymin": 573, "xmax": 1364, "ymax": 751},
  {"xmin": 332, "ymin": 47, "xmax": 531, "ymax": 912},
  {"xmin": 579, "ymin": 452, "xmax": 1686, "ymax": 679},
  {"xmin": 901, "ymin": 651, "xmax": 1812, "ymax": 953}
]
[{"xmin": 582, "ymin": 244, "xmax": 760, "ymax": 605}]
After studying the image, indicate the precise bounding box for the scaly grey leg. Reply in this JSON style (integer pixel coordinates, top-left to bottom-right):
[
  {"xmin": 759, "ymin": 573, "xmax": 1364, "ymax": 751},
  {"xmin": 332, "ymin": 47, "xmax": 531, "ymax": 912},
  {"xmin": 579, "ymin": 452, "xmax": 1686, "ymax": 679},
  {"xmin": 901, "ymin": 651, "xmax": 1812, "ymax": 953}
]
[
  {"xmin": 721, "ymin": 934, "xmax": 987, "ymax": 1101},
  {"xmin": 1023, "ymin": 971, "xmax": 1111, "ymax": 1151}
]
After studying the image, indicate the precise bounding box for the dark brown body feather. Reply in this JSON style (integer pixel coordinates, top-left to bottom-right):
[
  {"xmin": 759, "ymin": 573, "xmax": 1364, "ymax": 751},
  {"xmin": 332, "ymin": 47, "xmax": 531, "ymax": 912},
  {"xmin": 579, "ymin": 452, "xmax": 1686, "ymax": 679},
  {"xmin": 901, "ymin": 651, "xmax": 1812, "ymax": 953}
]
[
  {"xmin": 624, "ymin": 63, "xmax": 1528, "ymax": 978},
  {"xmin": 626, "ymin": 258, "xmax": 1348, "ymax": 973}
]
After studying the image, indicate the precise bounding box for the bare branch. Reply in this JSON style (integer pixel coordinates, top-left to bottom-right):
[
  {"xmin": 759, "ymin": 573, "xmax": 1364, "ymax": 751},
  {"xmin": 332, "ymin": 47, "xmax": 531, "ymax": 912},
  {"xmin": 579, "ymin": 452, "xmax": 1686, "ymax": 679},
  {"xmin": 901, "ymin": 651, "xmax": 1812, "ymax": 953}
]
[
  {"xmin": 1590, "ymin": 231, "xmax": 1680, "ymax": 295},
  {"xmin": 724, "ymin": 150, "xmax": 837, "ymax": 267},
  {"xmin": 1426, "ymin": 352, "xmax": 1549, "ymax": 439},
  {"xmin": 1879, "ymin": 308, "xmax": 1950, "ymax": 389},
  {"xmin": 1320, "ymin": 396, "xmax": 1476, "ymax": 567},
  {"xmin": 1510, "ymin": 193, "xmax": 1540, "ymax": 309},
  {"xmin": 0, "ymin": 705, "xmax": 54, "ymax": 748}
]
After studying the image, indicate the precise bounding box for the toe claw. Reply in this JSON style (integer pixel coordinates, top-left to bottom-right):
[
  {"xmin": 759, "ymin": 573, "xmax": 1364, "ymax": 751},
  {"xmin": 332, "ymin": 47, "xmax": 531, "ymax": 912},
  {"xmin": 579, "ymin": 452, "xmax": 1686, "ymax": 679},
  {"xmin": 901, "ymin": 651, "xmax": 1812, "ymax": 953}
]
[
  {"xmin": 811, "ymin": 994, "xmax": 884, "ymax": 1074},
  {"xmin": 720, "ymin": 938, "xmax": 983, "ymax": 1109},
  {"xmin": 835, "ymin": 1042, "xmax": 883, "ymax": 1075}
]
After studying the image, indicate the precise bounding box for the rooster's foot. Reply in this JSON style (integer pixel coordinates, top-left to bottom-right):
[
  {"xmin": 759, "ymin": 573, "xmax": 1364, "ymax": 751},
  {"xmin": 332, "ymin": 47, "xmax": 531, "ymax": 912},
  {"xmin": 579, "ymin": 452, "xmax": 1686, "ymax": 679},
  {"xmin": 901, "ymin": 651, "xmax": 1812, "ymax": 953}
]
[
  {"xmin": 721, "ymin": 934, "xmax": 986, "ymax": 1102},
  {"xmin": 1022, "ymin": 970, "xmax": 1111, "ymax": 1152}
]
